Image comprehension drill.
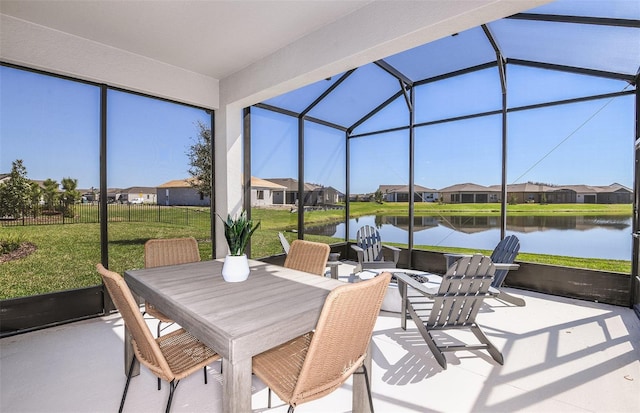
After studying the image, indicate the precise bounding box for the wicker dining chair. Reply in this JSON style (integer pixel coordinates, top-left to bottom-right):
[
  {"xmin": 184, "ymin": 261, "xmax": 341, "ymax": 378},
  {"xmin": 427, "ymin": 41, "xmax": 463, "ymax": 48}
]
[
  {"xmin": 144, "ymin": 237, "xmax": 201, "ymax": 336},
  {"xmin": 97, "ymin": 264, "xmax": 219, "ymax": 413},
  {"xmin": 283, "ymin": 239, "xmax": 330, "ymax": 276},
  {"xmin": 252, "ymin": 271, "xmax": 392, "ymax": 413}
]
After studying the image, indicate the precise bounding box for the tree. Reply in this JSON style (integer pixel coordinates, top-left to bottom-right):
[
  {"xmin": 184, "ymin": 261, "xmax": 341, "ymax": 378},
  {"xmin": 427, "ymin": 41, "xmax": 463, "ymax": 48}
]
[
  {"xmin": 0, "ymin": 160, "xmax": 31, "ymax": 218},
  {"xmin": 42, "ymin": 178, "xmax": 59, "ymax": 211},
  {"xmin": 28, "ymin": 182, "xmax": 42, "ymax": 218},
  {"xmin": 373, "ymin": 189, "xmax": 384, "ymax": 204},
  {"xmin": 186, "ymin": 120, "xmax": 212, "ymax": 198},
  {"xmin": 61, "ymin": 177, "xmax": 80, "ymax": 217}
]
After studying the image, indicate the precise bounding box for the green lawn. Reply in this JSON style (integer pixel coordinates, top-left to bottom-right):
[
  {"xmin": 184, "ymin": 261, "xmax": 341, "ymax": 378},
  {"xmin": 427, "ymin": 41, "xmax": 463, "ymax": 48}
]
[
  {"xmin": 347, "ymin": 201, "xmax": 632, "ymax": 216},
  {"xmin": 0, "ymin": 222, "xmax": 213, "ymax": 299},
  {"xmin": 0, "ymin": 202, "xmax": 632, "ymax": 299}
]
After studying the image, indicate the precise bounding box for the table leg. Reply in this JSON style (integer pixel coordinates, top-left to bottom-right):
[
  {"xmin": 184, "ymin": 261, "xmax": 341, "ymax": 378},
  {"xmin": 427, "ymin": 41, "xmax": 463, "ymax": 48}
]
[
  {"xmin": 330, "ymin": 263, "xmax": 339, "ymax": 279},
  {"xmin": 222, "ymin": 357, "xmax": 252, "ymax": 413},
  {"xmin": 353, "ymin": 343, "xmax": 373, "ymax": 413},
  {"xmin": 123, "ymin": 326, "xmax": 140, "ymax": 377}
]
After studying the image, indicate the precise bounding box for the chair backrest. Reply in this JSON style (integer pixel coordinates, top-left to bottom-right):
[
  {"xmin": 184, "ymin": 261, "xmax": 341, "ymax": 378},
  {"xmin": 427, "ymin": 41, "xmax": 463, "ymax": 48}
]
[
  {"xmin": 284, "ymin": 239, "xmax": 330, "ymax": 276},
  {"xmin": 96, "ymin": 264, "xmax": 174, "ymax": 382},
  {"xmin": 144, "ymin": 237, "xmax": 200, "ymax": 268},
  {"xmin": 355, "ymin": 225, "xmax": 383, "ymax": 262},
  {"xmin": 489, "ymin": 235, "xmax": 520, "ymax": 287},
  {"xmin": 278, "ymin": 232, "xmax": 290, "ymax": 255},
  {"xmin": 290, "ymin": 271, "xmax": 392, "ymax": 407},
  {"xmin": 428, "ymin": 254, "xmax": 495, "ymax": 328}
]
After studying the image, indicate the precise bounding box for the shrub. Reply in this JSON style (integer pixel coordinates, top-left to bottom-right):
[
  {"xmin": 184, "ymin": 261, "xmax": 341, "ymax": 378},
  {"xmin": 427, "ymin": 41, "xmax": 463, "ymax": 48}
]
[{"xmin": 0, "ymin": 233, "xmax": 24, "ymax": 255}]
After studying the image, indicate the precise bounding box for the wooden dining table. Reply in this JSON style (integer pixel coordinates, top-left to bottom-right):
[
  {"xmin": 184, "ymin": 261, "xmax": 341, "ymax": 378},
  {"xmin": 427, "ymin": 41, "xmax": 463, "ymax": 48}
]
[{"xmin": 124, "ymin": 258, "xmax": 373, "ymax": 413}]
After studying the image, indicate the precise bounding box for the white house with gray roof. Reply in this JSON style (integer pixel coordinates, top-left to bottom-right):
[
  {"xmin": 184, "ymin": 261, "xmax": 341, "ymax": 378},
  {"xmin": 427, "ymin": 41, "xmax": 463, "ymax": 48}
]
[
  {"xmin": 156, "ymin": 178, "xmax": 210, "ymax": 206},
  {"xmin": 250, "ymin": 177, "xmax": 287, "ymax": 207},
  {"xmin": 378, "ymin": 184, "xmax": 439, "ymax": 202}
]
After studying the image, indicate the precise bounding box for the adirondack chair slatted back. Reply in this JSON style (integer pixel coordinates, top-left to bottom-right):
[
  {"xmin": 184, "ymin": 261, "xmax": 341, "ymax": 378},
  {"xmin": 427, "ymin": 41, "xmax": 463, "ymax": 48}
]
[
  {"xmin": 489, "ymin": 235, "xmax": 520, "ymax": 288},
  {"xmin": 356, "ymin": 225, "xmax": 383, "ymax": 262},
  {"xmin": 428, "ymin": 254, "xmax": 495, "ymax": 328},
  {"xmin": 278, "ymin": 232, "xmax": 291, "ymax": 255}
]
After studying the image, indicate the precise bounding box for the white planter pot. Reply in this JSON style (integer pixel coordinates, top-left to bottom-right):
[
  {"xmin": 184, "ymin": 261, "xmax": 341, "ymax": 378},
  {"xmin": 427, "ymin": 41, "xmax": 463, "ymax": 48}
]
[
  {"xmin": 222, "ymin": 254, "xmax": 250, "ymax": 282},
  {"xmin": 381, "ymin": 280, "xmax": 430, "ymax": 313},
  {"xmin": 382, "ymin": 283, "xmax": 402, "ymax": 313}
]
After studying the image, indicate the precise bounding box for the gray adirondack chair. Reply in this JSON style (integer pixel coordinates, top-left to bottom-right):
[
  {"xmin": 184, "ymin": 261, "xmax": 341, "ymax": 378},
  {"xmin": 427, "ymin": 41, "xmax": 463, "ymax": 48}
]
[
  {"xmin": 351, "ymin": 225, "xmax": 400, "ymax": 273},
  {"xmin": 396, "ymin": 254, "xmax": 505, "ymax": 369},
  {"xmin": 445, "ymin": 235, "xmax": 524, "ymax": 306},
  {"xmin": 278, "ymin": 232, "xmax": 291, "ymax": 255}
]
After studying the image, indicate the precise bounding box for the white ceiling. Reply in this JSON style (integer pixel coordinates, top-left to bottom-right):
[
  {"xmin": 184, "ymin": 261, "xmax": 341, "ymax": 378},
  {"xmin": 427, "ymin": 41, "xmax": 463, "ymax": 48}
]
[{"xmin": 0, "ymin": 0, "xmax": 371, "ymax": 80}]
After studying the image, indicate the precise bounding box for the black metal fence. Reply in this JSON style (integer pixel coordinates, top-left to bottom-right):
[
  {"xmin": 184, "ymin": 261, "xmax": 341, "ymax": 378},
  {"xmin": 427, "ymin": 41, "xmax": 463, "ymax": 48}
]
[{"xmin": 0, "ymin": 203, "xmax": 211, "ymax": 227}]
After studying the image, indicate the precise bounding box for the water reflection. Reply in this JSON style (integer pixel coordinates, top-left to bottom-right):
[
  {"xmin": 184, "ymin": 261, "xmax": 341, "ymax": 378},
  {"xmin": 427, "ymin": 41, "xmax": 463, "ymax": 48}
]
[{"xmin": 306, "ymin": 214, "xmax": 632, "ymax": 260}]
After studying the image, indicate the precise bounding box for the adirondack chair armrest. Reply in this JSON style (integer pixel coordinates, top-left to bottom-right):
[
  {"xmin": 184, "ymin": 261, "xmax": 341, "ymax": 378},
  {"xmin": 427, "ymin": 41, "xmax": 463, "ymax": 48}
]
[
  {"xmin": 350, "ymin": 244, "xmax": 365, "ymax": 262},
  {"xmin": 494, "ymin": 263, "xmax": 519, "ymax": 271},
  {"xmin": 382, "ymin": 244, "xmax": 401, "ymax": 264},
  {"xmin": 394, "ymin": 272, "xmax": 438, "ymax": 299}
]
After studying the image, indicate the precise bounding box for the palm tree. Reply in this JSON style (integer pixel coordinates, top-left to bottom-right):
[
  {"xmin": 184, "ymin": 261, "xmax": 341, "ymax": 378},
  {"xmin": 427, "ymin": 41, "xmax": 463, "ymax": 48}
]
[
  {"xmin": 61, "ymin": 177, "xmax": 80, "ymax": 218},
  {"xmin": 42, "ymin": 178, "xmax": 59, "ymax": 212}
]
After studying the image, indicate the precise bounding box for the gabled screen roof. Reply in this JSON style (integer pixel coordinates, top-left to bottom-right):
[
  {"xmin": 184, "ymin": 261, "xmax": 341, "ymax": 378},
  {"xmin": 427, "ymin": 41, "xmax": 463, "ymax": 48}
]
[{"xmin": 257, "ymin": 0, "xmax": 639, "ymax": 130}]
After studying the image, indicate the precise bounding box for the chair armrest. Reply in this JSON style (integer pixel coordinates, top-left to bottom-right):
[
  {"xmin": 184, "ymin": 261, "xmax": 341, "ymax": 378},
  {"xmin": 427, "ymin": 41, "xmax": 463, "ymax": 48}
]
[
  {"xmin": 494, "ymin": 263, "xmax": 519, "ymax": 271},
  {"xmin": 394, "ymin": 272, "xmax": 437, "ymax": 299},
  {"xmin": 382, "ymin": 244, "xmax": 401, "ymax": 264},
  {"xmin": 350, "ymin": 245, "xmax": 365, "ymax": 265}
]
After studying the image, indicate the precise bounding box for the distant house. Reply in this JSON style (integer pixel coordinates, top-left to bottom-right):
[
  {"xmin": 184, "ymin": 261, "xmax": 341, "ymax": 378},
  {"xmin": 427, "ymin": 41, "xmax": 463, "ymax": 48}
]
[
  {"xmin": 120, "ymin": 187, "xmax": 157, "ymax": 204},
  {"xmin": 349, "ymin": 193, "xmax": 373, "ymax": 202},
  {"xmin": 378, "ymin": 184, "xmax": 439, "ymax": 202},
  {"xmin": 264, "ymin": 178, "xmax": 343, "ymax": 206},
  {"xmin": 250, "ymin": 177, "xmax": 287, "ymax": 207},
  {"xmin": 0, "ymin": 173, "xmax": 10, "ymax": 185},
  {"xmin": 262, "ymin": 178, "xmax": 298, "ymax": 204},
  {"xmin": 555, "ymin": 183, "xmax": 632, "ymax": 204},
  {"xmin": 79, "ymin": 188, "xmax": 98, "ymax": 203},
  {"xmin": 594, "ymin": 183, "xmax": 633, "ymax": 204},
  {"xmin": 462, "ymin": 182, "xmax": 634, "ymax": 205},
  {"xmin": 495, "ymin": 182, "xmax": 633, "ymax": 205},
  {"xmin": 491, "ymin": 182, "xmax": 558, "ymax": 204},
  {"xmin": 327, "ymin": 186, "xmax": 345, "ymax": 203},
  {"xmin": 156, "ymin": 178, "xmax": 210, "ymax": 206},
  {"xmin": 106, "ymin": 188, "xmax": 123, "ymax": 204},
  {"xmin": 439, "ymin": 183, "xmax": 500, "ymax": 203}
]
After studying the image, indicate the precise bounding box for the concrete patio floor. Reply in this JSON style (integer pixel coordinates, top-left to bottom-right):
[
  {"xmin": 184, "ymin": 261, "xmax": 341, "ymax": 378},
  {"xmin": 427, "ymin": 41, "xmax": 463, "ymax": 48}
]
[{"xmin": 2, "ymin": 274, "xmax": 639, "ymax": 412}]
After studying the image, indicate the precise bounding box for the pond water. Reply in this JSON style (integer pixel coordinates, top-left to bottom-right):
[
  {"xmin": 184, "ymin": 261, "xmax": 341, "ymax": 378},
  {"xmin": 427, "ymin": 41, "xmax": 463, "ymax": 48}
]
[{"xmin": 305, "ymin": 214, "xmax": 633, "ymax": 261}]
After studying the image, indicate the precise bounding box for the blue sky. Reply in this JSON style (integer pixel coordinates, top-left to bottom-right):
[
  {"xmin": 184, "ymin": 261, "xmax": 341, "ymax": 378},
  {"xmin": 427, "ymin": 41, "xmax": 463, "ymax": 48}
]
[
  {"xmin": 1, "ymin": 64, "xmax": 635, "ymax": 194},
  {"xmin": 252, "ymin": 65, "xmax": 634, "ymax": 194},
  {"xmin": 1, "ymin": 66, "xmax": 208, "ymax": 190}
]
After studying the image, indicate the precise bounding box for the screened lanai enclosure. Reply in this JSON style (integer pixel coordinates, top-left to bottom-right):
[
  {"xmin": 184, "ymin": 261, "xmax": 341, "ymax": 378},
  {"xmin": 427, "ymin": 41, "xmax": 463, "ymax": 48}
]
[
  {"xmin": 1, "ymin": 0, "xmax": 640, "ymax": 336},
  {"xmin": 247, "ymin": 1, "xmax": 640, "ymax": 309}
]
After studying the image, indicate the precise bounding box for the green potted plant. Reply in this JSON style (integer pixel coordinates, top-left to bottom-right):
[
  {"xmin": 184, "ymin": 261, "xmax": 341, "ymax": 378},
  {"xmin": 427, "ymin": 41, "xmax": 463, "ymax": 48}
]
[{"xmin": 220, "ymin": 210, "xmax": 260, "ymax": 282}]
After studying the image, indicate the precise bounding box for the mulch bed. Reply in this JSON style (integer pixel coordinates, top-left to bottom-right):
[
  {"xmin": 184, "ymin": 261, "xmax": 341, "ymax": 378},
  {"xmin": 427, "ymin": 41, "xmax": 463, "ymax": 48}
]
[{"xmin": 0, "ymin": 242, "xmax": 37, "ymax": 264}]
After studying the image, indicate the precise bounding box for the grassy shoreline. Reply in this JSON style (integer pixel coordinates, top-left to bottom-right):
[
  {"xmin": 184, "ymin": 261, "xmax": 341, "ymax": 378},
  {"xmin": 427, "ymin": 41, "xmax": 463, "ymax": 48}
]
[
  {"xmin": 252, "ymin": 202, "xmax": 632, "ymax": 273},
  {"xmin": 1, "ymin": 202, "xmax": 632, "ymax": 299},
  {"xmin": 347, "ymin": 202, "xmax": 632, "ymax": 216}
]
